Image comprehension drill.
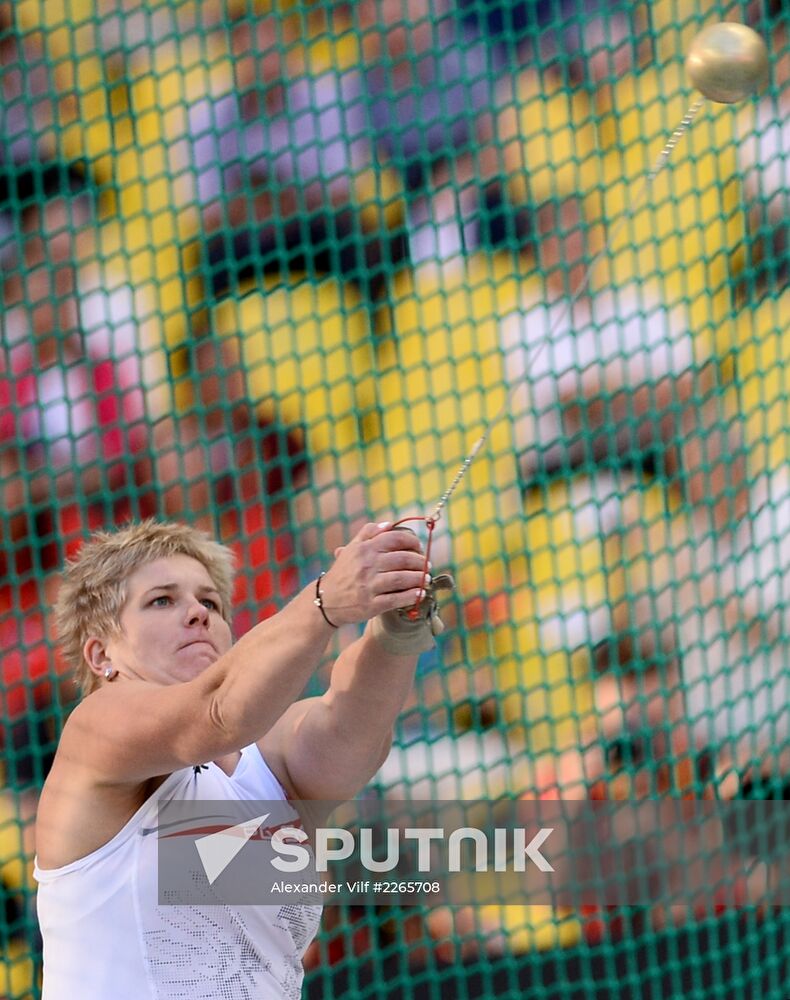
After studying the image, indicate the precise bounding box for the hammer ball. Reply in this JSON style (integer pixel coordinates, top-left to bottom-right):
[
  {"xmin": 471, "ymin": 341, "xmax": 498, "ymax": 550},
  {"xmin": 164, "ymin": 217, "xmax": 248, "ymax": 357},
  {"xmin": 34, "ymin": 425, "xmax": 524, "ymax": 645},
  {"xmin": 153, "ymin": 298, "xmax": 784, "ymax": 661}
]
[{"xmin": 686, "ymin": 22, "xmax": 769, "ymax": 104}]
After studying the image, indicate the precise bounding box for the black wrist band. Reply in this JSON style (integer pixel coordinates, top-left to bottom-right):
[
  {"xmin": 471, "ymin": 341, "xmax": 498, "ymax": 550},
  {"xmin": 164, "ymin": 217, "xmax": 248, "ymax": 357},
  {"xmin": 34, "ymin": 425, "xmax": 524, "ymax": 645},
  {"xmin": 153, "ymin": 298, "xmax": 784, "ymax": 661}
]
[{"xmin": 314, "ymin": 572, "xmax": 338, "ymax": 628}]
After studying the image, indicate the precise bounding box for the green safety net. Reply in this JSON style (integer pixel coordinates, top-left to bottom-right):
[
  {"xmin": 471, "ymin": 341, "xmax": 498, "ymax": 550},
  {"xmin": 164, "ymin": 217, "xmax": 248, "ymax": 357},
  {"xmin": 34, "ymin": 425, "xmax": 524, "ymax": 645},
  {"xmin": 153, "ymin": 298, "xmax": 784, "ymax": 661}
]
[{"xmin": 1, "ymin": 0, "xmax": 789, "ymax": 996}]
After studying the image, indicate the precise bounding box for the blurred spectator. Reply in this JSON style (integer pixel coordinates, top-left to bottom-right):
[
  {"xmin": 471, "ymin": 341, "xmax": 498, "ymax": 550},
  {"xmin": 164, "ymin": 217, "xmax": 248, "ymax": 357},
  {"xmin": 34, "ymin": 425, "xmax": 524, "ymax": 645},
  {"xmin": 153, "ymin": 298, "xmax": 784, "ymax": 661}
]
[
  {"xmin": 494, "ymin": 56, "xmax": 747, "ymax": 531},
  {"xmin": 604, "ymin": 458, "xmax": 790, "ymax": 785},
  {"xmin": 354, "ymin": 0, "xmax": 644, "ymax": 264},
  {"xmin": 153, "ymin": 337, "xmax": 304, "ymax": 628},
  {"xmin": 0, "ymin": 5, "xmax": 55, "ymax": 171},
  {"xmin": 178, "ymin": 9, "xmax": 407, "ymax": 307},
  {"xmin": 501, "ymin": 270, "xmax": 748, "ymax": 538},
  {"xmin": 359, "ymin": 0, "xmax": 495, "ymax": 192},
  {"xmin": 553, "ymin": 666, "xmax": 765, "ymax": 932},
  {"xmin": 681, "ymin": 465, "xmax": 790, "ymax": 761},
  {"xmin": 0, "ymin": 163, "xmax": 156, "ymax": 548},
  {"xmin": 355, "ymin": 0, "xmax": 526, "ymax": 263},
  {"xmin": 414, "ymin": 660, "xmax": 693, "ymax": 957},
  {"xmin": 456, "ymin": 0, "xmax": 643, "ymax": 84},
  {"xmin": 579, "ymin": 664, "xmax": 691, "ymax": 799}
]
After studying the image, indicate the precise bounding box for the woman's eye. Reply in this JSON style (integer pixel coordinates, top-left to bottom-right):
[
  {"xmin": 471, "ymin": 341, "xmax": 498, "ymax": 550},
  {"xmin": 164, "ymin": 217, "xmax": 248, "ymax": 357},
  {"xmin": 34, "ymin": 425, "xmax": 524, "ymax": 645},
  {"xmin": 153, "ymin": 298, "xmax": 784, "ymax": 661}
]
[
  {"xmin": 201, "ymin": 598, "xmax": 219, "ymax": 611},
  {"xmin": 150, "ymin": 595, "xmax": 172, "ymax": 607}
]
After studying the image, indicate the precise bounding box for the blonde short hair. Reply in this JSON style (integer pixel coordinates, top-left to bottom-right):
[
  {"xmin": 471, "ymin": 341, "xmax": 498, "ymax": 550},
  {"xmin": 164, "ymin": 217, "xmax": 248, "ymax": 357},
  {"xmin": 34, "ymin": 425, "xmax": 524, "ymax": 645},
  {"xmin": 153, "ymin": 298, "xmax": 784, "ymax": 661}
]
[{"xmin": 55, "ymin": 520, "xmax": 235, "ymax": 697}]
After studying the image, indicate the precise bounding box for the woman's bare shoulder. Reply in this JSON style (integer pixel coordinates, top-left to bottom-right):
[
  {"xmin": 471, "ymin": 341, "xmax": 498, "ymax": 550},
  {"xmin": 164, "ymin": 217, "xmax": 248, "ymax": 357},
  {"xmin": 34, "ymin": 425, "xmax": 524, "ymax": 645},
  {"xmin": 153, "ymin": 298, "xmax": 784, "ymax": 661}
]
[
  {"xmin": 36, "ymin": 688, "xmax": 175, "ymax": 868},
  {"xmin": 36, "ymin": 737, "xmax": 166, "ymax": 870}
]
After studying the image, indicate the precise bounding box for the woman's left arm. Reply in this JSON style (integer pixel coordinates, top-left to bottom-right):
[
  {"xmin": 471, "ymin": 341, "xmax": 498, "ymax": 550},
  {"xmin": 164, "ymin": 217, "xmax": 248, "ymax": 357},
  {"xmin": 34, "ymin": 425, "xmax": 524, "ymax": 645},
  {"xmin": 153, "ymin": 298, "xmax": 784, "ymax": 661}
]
[{"xmin": 260, "ymin": 579, "xmax": 452, "ymax": 801}]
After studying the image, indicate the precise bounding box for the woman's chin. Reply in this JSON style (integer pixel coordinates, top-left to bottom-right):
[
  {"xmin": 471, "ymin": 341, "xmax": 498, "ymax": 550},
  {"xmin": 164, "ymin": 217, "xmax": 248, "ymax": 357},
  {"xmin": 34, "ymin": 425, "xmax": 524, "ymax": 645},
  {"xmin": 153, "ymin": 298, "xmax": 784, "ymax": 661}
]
[{"xmin": 174, "ymin": 647, "xmax": 219, "ymax": 679}]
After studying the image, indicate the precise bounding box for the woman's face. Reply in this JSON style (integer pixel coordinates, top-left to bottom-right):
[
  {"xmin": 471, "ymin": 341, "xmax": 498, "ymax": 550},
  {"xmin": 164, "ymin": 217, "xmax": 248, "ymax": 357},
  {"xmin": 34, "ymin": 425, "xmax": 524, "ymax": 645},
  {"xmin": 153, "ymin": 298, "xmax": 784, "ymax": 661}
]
[{"xmin": 98, "ymin": 554, "xmax": 233, "ymax": 686}]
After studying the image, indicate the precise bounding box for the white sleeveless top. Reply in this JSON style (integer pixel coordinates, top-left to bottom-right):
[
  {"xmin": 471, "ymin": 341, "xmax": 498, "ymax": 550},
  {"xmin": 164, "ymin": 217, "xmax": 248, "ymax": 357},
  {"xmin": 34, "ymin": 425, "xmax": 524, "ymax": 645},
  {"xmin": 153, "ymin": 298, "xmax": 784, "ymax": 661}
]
[{"xmin": 34, "ymin": 745, "xmax": 322, "ymax": 1000}]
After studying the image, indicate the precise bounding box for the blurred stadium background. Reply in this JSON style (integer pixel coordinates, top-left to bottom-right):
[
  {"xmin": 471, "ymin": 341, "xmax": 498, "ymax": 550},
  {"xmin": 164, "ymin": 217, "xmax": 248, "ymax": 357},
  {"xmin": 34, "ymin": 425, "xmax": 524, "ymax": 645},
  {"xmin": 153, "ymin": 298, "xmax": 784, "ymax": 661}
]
[{"xmin": 1, "ymin": 0, "xmax": 789, "ymax": 996}]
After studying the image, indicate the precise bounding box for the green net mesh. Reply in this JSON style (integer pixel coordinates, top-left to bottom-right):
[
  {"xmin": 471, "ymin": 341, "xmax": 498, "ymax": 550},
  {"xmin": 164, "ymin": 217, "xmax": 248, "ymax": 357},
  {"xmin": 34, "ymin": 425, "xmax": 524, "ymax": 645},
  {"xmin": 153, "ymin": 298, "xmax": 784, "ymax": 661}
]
[{"xmin": 1, "ymin": 0, "xmax": 789, "ymax": 996}]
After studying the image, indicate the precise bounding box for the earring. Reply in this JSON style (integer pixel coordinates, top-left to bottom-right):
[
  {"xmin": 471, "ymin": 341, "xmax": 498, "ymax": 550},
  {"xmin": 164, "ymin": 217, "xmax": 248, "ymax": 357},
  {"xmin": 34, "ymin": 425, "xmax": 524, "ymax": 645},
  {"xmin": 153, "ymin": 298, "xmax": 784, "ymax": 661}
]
[{"xmin": 103, "ymin": 666, "xmax": 118, "ymax": 681}]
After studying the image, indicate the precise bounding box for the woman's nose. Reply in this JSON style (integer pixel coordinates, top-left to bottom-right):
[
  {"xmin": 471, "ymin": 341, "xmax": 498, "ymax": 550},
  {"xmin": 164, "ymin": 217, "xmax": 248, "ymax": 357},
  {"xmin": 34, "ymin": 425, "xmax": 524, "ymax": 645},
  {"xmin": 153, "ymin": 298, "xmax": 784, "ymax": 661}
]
[{"xmin": 186, "ymin": 601, "xmax": 209, "ymax": 626}]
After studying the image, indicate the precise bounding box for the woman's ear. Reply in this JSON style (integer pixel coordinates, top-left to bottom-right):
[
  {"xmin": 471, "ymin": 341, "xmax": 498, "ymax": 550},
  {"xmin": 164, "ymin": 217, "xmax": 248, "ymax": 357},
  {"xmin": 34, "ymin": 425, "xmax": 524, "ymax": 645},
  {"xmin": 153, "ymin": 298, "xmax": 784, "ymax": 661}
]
[{"xmin": 83, "ymin": 636, "xmax": 111, "ymax": 680}]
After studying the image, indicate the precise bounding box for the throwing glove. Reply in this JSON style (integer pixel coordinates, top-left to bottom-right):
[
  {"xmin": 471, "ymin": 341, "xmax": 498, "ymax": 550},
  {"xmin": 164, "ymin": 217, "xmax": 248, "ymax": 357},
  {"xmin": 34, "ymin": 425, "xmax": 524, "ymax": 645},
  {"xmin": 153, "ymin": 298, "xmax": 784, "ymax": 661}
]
[{"xmin": 370, "ymin": 572, "xmax": 455, "ymax": 655}]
